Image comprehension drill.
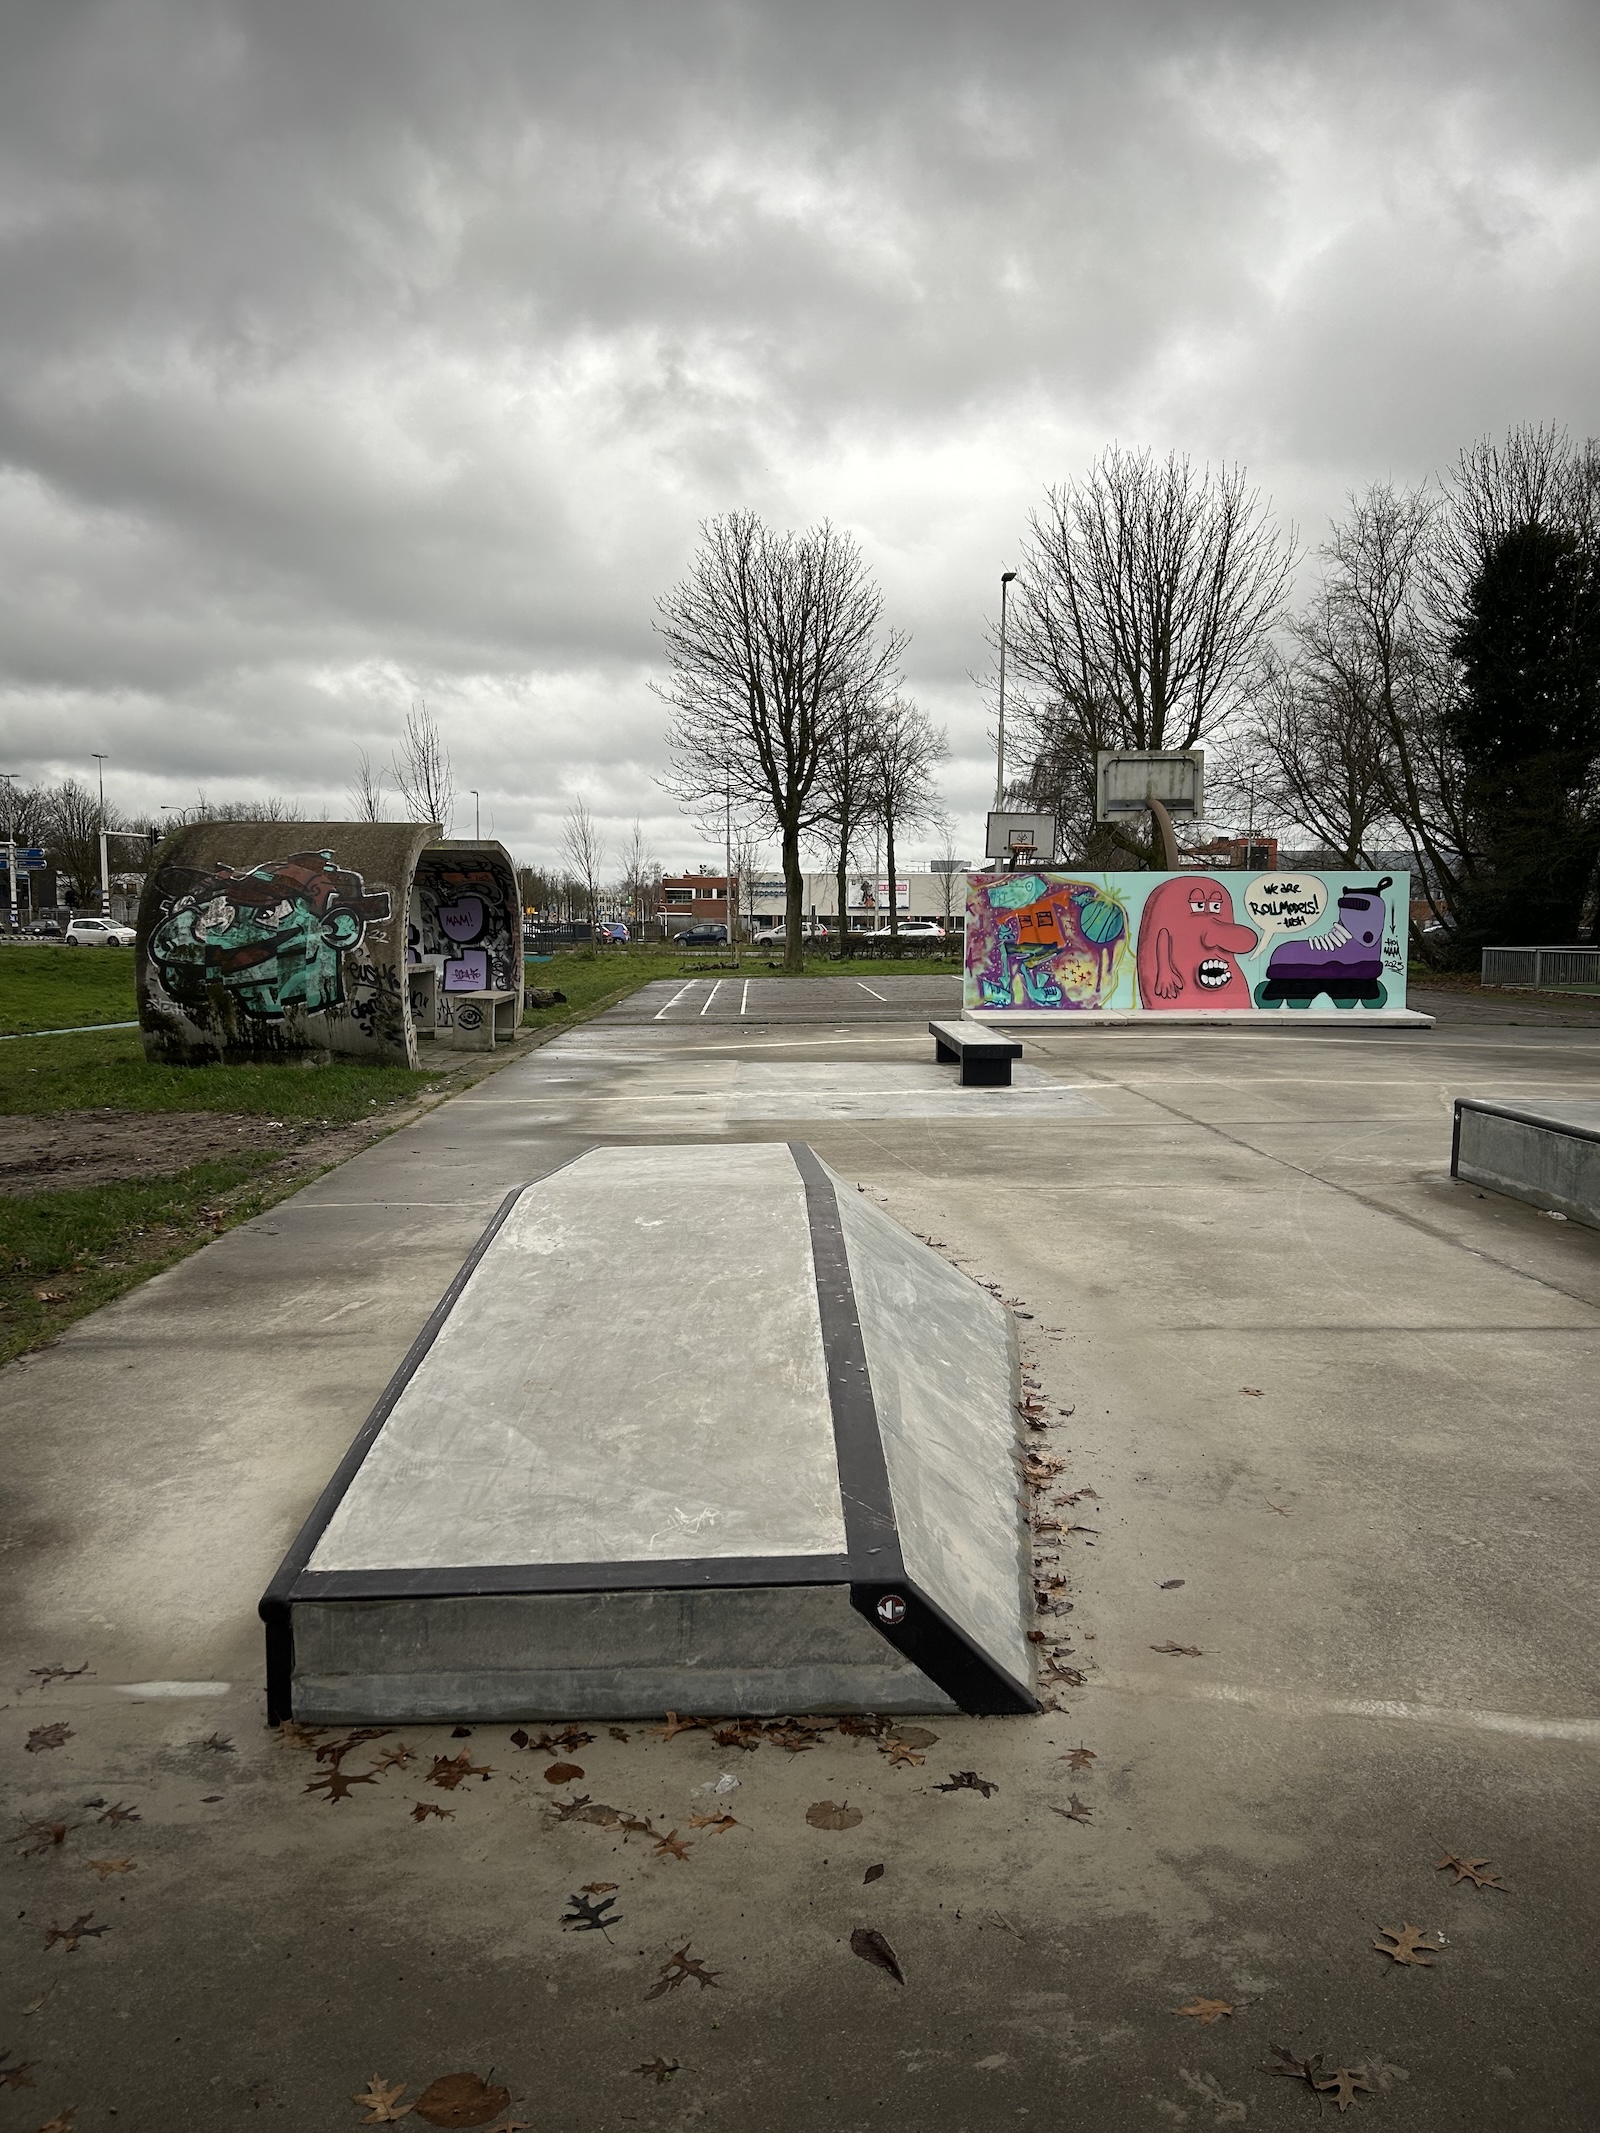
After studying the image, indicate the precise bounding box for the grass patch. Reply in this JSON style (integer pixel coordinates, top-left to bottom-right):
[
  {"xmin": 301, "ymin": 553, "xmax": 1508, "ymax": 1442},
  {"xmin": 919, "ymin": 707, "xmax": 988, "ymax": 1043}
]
[
  {"xmin": 0, "ymin": 1153, "xmax": 288, "ymax": 1366},
  {"xmin": 0, "ymin": 943, "xmax": 138, "ymax": 1035},
  {"xmin": 0, "ymin": 1028, "xmax": 439, "ymax": 1121},
  {"xmin": 521, "ymin": 947, "xmax": 681, "ymax": 1027}
]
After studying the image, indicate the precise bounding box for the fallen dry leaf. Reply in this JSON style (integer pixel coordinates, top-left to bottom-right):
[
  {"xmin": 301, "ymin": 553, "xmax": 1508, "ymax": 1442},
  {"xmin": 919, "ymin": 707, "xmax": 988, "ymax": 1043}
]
[
  {"xmin": 652, "ymin": 1829, "xmax": 692, "ymax": 1861},
  {"xmin": 864, "ymin": 1863, "xmax": 885, "ymax": 1883},
  {"xmin": 850, "ymin": 1926, "xmax": 904, "ymax": 1985},
  {"xmin": 645, "ymin": 1945, "xmax": 721, "ymax": 1999},
  {"xmin": 1062, "ymin": 1745, "xmax": 1096, "ymax": 1772},
  {"xmin": 933, "ymin": 1770, "xmax": 996, "ymax": 1797},
  {"xmin": 85, "ymin": 1858, "xmax": 134, "ymax": 1879},
  {"xmin": 1436, "ymin": 1851, "xmax": 1506, "ymax": 1890},
  {"xmin": 425, "ymin": 1752, "xmax": 492, "ymax": 1792},
  {"xmin": 304, "ymin": 1767, "xmax": 379, "ymax": 1804},
  {"xmin": 542, "ymin": 1763, "xmax": 584, "ymax": 1784},
  {"xmin": 879, "ymin": 1741, "xmax": 924, "ymax": 1768},
  {"xmin": 28, "ymin": 1664, "xmax": 89, "ymax": 1688},
  {"xmin": 1174, "ymin": 1998, "xmax": 1234, "ymax": 2025},
  {"xmin": 1150, "ymin": 1643, "xmax": 1202, "ymax": 1657},
  {"xmin": 1052, "ymin": 1795, "xmax": 1093, "ymax": 1825},
  {"xmin": 373, "ymin": 1745, "xmax": 416, "ymax": 1774},
  {"xmin": 608, "ymin": 1726, "xmax": 629, "ymax": 1742},
  {"xmin": 635, "ymin": 2058, "xmax": 680, "ymax": 2085},
  {"xmin": 0, "ymin": 2046, "xmax": 38, "ymax": 2090},
  {"xmin": 1314, "ymin": 2067, "xmax": 1375, "ymax": 2113},
  {"xmin": 1373, "ymin": 1923, "xmax": 1440, "ymax": 1966},
  {"xmin": 34, "ymin": 2113, "xmax": 75, "ymax": 2133},
  {"xmin": 353, "ymin": 2072, "xmax": 413, "ymax": 2123},
  {"xmin": 202, "ymin": 1732, "xmax": 234, "ymax": 1753},
  {"xmin": 1241, "ymin": 1386, "xmax": 1263, "ymax": 1396},
  {"xmin": 411, "ymin": 1802, "xmax": 455, "ymax": 1823},
  {"xmin": 579, "ymin": 1880, "xmax": 618, "ymax": 1894},
  {"xmin": 275, "ymin": 1722, "xmax": 325, "ymax": 1750},
  {"xmin": 45, "ymin": 1913, "xmax": 108, "ymax": 1952},
  {"xmin": 653, "ymin": 1712, "xmax": 702, "ymax": 1741},
  {"xmin": 1159, "ymin": 1579, "xmax": 1186, "ymax": 1590},
  {"xmin": 24, "ymin": 1724, "xmax": 71, "ymax": 1754},
  {"xmin": 890, "ymin": 1725, "xmax": 939, "ymax": 1749},
  {"xmin": 1267, "ymin": 2044, "xmax": 1324, "ymax": 2086},
  {"xmin": 687, "ymin": 1811, "xmax": 739, "ymax": 1833},
  {"xmin": 16, "ymin": 1820, "xmax": 78, "ymax": 1857},
  {"xmin": 1353, "ymin": 2057, "xmax": 1410, "ymax": 2096},
  {"xmin": 96, "ymin": 1802, "xmax": 138, "ymax": 1827},
  {"xmin": 562, "ymin": 1891, "xmax": 621, "ymax": 1933},
  {"xmin": 315, "ymin": 1727, "xmax": 390, "ymax": 1766},
  {"xmin": 806, "ymin": 1800, "xmax": 862, "ymax": 1831},
  {"xmin": 413, "ymin": 2072, "xmax": 511, "ymax": 2128}
]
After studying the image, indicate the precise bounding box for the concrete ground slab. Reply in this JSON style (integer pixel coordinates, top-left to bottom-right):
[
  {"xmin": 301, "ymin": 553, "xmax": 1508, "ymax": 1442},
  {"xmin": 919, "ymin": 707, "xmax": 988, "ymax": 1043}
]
[{"xmin": 3, "ymin": 973, "xmax": 1598, "ymax": 2128}]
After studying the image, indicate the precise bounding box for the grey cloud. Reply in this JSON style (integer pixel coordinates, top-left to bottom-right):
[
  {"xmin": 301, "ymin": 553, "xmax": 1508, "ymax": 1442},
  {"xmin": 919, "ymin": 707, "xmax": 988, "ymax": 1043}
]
[{"xmin": 0, "ymin": 0, "xmax": 1595, "ymax": 860}]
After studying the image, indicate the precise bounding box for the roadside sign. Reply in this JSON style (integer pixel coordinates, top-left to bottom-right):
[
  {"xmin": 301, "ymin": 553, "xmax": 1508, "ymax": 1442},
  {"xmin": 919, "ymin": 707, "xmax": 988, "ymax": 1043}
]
[{"xmin": 0, "ymin": 848, "xmax": 45, "ymax": 871}]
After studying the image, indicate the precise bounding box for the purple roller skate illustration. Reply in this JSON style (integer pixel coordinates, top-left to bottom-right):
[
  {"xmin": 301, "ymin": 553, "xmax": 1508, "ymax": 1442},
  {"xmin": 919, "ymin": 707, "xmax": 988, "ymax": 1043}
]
[{"xmin": 1255, "ymin": 877, "xmax": 1393, "ymax": 1009}]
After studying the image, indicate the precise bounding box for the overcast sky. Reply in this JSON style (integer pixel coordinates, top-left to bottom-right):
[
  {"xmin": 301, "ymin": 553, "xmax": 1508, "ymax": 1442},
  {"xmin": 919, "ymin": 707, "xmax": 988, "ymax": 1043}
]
[{"xmin": 1, "ymin": 0, "xmax": 1596, "ymax": 872}]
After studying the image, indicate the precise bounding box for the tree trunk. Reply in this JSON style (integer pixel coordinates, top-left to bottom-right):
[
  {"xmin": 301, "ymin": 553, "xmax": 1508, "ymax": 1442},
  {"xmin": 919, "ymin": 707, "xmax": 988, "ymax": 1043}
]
[
  {"xmin": 835, "ymin": 841, "xmax": 850, "ymax": 963},
  {"xmin": 885, "ymin": 812, "xmax": 899, "ymax": 951},
  {"xmin": 782, "ymin": 821, "xmax": 805, "ymax": 974}
]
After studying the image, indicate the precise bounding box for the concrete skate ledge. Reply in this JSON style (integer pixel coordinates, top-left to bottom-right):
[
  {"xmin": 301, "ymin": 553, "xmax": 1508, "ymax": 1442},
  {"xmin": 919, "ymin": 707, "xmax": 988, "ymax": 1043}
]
[
  {"xmin": 966, "ymin": 1008, "xmax": 1435, "ymax": 1031},
  {"xmin": 1452, "ymin": 1097, "xmax": 1600, "ymax": 1232}
]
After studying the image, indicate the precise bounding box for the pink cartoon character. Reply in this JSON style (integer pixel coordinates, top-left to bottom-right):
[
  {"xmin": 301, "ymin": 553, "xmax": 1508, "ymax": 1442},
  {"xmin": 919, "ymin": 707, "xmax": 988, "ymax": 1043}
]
[{"xmin": 1136, "ymin": 876, "xmax": 1259, "ymax": 1010}]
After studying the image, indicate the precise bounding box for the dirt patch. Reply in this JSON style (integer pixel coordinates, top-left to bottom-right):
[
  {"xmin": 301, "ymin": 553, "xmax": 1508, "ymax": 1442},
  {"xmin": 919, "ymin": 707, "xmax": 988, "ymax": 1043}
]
[{"xmin": 0, "ymin": 1110, "xmax": 307, "ymax": 1195}]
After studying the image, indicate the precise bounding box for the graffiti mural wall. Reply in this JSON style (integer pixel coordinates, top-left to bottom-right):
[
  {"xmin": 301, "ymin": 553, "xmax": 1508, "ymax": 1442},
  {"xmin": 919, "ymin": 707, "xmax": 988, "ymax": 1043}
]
[
  {"xmin": 137, "ymin": 824, "xmax": 521, "ymax": 1065},
  {"xmin": 964, "ymin": 870, "xmax": 1409, "ymax": 1014}
]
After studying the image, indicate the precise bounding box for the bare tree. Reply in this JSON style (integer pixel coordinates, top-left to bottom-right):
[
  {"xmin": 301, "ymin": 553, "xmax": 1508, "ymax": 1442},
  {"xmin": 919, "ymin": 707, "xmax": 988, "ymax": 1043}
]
[
  {"xmin": 561, "ymin": 797, "xmax": 606, "ymax": 943},
  {"xmin": 617, "ymin": 816, "xmax": 660, "ymax": 934},
  {"xmin": 814, "ymin": 683, "xmax": 886, "ymax": 958},
  {"xmin": 392, "ymin": 700, "xmax": 454, "ymax": 830},
  {"xmin": 657, "ymin": 511, "xmax": 904, "ymax": 973},
  {"xmin": 43, "ymin": 777, "xmax": 118, "ymax": 904},
  {"xmin": 932, "ymin": 829, "xmax": 966, "ymax": 933},
  {"xmin": 1221, "ymin": 633, "xmax": 1397, "ymax": 866},
  {"xmin": 1011, "ymin": 447, "xmax": 1294, "ymax": 861},
  {"xmin": 347, "ymin": 747, "xmax": 388, "ymax": 822},
  {"xmin": 868, "ymin": 698, "xmax": 949, "ymax": 944}
]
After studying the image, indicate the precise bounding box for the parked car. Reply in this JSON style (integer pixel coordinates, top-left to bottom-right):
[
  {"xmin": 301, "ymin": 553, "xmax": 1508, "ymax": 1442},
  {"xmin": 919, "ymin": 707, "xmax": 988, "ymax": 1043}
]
[
  {"xmin": 65, "ymin": 916, "xmax": 136, "ymax": 947},
  {"xmin": 24, "ymin": 919, "xmax": 64, "ymax": 939},
  {"xmin": 675, "ymin": 923, "xmax": 729, "ymax": 947},
  {"xmin": 597, "ymin": 922, "xmax": 630, "ymax": 943},
  {"xmin": 859, "ymin": 921, "xmax": 945, "ymax": 939},
  {"xmin": 765, "ymin": 922, "xmax": 829, "ymax": 942}
]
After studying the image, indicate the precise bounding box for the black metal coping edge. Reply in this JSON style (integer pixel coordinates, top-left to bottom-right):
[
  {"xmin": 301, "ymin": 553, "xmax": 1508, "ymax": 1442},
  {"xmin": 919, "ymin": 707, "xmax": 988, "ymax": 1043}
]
[
  {"xmin": 788, "ymin": 1140, "xmax": 1038, "ymax": 1717},
  {"xmin": 260, "ymin": 1153, "xmax": 587, "ymax": 1723},
  {"xmin": 1452, "ymin": 1096, "xmax": 1600, "ymax": 1167},
  {"xmin": 289, "ymin": 1555, "xmax": 852, "ymax": 1601}
]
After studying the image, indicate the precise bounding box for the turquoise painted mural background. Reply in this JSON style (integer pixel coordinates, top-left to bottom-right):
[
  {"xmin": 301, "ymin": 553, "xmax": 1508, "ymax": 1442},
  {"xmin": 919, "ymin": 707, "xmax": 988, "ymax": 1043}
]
[{"xmin": 964, "ymin": 870, "xmax": 1409, "ymax": 1014}]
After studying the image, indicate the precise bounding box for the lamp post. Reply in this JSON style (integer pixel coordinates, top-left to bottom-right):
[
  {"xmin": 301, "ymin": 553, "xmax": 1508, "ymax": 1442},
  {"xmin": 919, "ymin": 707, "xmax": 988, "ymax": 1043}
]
[
  {"xmin": 470, "ymin": 790, "xmax": 480, "ymax": 840},
  {"xmin": 91, "ymin": 753, "xmax": 110, "ymax": 917},
  {"xmin": 1, "ymin": 773, "xmax": 17, "ymax": 933},
  {"xmin": 994, "ymin": 571, "xmax": 1017, "ymax": 810}
]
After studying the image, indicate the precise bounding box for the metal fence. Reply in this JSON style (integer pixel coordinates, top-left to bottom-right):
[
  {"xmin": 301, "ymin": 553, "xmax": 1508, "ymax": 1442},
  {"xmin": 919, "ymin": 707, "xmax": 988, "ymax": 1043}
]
[{"xmin": 1482, "ymin": 946, "xmax": 1600, "ymax": 991}]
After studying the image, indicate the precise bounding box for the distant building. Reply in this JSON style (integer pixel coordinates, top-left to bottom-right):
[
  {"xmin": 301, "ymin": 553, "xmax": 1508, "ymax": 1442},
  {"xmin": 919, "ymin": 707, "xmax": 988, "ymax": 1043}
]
[{"xmin": 661, "ymin": 869, "xmax": 730, "ymax": 936}]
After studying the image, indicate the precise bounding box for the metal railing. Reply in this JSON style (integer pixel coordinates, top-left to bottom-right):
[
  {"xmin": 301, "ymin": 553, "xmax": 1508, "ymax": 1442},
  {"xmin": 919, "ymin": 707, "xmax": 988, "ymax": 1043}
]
[{"xmin": 1482, "ymin": 945, "xmax": 1600, "ymax": 991}]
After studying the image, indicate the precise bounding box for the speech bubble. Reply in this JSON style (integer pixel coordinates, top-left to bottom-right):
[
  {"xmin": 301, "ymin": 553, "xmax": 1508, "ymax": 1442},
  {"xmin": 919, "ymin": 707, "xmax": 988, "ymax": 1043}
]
[
  {"xmin": 437, "ymin": 895, "xmax": 486, "ymax": 942},
  {"xmin": 1242, "ymin": 874, "xmax": 1328, "ymax": 945}
]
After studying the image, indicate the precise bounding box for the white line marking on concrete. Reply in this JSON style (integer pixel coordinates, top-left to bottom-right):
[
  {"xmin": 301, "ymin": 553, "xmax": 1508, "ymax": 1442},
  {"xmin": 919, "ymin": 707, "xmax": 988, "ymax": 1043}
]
[
  {"xmin": 741, "ymin": 980, "xmax": 749, "ymax": 1016},
  {"xmin": 857, "ymin": 982, "xmax": 888, "ymax": 1001},
  {"xmin": 655, "ymin": 981, "xmax": 697, "ymax": 1020},
  {"xmin": 1097, "ymin": 1670, "xmax": 1600, "ymax": 1743},
  {"xmin": 700, "ymin": 979, "xmax": 723, "ymax": 1016},
  {"xmin": 0, "ymin": 1020, "xmax": 141, "ymax": 1040}
]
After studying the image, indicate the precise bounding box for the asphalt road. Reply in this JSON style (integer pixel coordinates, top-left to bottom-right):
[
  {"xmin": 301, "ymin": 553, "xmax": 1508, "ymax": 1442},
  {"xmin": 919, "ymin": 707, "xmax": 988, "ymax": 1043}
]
[{"xmin": 4, "ymin": 976, "xmax": 1598, "ymax": 2130}]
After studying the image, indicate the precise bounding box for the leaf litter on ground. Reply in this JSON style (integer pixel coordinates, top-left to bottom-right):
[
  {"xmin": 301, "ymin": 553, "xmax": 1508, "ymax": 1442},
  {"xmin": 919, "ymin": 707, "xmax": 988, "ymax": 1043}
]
[
  {"xmin": 1173, "ymin": 1998, "xmax": 1235, "ymax": 2024},
  {"xmin": 806, "ymin": 1801, "xmax": 862, "ymax": 1830},
  {"xmin": 1435, "ymin": 1851, "xmax": 1506, "ymax": 1889},
  {"xmin": 412, "ymin": 2071, "xmax": 512, "ymax": 2127},
  {"xmin": 1373, "ymin": 1924, "xmax": 1442, "ymax": 1967},
  {"xmin": 352, "ymin": 2073, "xmax": 412, "ymax": 2123},
  {"xmin": 933, "ymin": 1771, "xmax": 997, "ymax": 1797},
  {"xmin": 635, "ymin": 2058, "xmax": 680, "ymax": 2085},
  {"xmin": 562, "ymin": 1891, "xmax": 621, "ymax": 1934},
  {"xmin": 850, "ymin": 1927, "xmax": 904, "ymax": 1985},
  {"xmin": 646, "ymin": 1946, "xmax": 721, "ymax": 1999}
]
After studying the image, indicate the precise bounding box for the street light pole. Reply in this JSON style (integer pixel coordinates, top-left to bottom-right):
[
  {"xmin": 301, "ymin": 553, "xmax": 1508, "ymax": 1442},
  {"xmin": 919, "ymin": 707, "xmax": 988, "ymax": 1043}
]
[
  {"xmin": 470, "ymin": 790, "xmax": 480, "ymax": 840},
  {"xmin": 90, "ymin": 753, "xmax": 111, "ymax": 917},
  {"xmin": 1, "ymin": 774, "xmax": 17, "ymax": 933},
  {"xmin": 994, "ymin": 571, "xmax": 1017, "ymax": 811}
]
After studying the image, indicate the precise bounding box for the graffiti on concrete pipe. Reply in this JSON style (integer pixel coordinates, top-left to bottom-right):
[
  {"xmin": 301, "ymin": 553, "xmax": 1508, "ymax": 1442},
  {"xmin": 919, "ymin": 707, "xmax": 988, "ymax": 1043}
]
[{"xmin": 146, "ymin": 852, "xmax": 392, "ymax": 1020}]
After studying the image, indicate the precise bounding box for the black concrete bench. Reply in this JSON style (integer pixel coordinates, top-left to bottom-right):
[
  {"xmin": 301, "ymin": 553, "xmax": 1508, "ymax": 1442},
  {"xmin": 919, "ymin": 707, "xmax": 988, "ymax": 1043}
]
[{"xmin": 929, "ymin": 1019, "xmax": 1024, "ymax": 1087}]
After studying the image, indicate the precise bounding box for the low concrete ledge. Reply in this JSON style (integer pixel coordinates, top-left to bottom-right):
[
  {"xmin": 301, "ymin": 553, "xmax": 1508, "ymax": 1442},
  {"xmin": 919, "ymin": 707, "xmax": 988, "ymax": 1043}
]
[
  {"xmin": 966, "ymin": 1008, "xmax": 1435, "ymax": 1031},
  {"xmin": 1452, "ymin": 1098, "xmax": 1600, "ymax": 1231}
]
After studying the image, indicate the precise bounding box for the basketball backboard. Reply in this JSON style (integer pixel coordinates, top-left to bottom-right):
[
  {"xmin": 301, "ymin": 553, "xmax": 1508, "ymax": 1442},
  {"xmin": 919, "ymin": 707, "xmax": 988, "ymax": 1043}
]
[{"xmin": 1095, "ymin": 750, "xmax": 1204, "ymax": 822}]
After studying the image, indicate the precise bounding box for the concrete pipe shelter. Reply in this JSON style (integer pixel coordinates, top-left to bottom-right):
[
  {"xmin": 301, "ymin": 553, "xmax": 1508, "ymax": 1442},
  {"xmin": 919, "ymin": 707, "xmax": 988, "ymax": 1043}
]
[{"xmin": 136, "ymin": 821, "xmax": 523, "ymax": 1068}]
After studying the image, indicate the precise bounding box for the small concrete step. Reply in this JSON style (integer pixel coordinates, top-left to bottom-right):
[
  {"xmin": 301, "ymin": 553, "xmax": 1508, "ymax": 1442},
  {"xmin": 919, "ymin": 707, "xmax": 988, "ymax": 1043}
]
[{"xmin": 1452, "ymin": 1097, "xmax": 1600, "ymax": 1231}]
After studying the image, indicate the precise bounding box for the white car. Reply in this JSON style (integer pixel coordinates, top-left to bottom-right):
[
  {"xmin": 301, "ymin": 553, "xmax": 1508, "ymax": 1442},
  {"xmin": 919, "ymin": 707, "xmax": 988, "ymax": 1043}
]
[
  {"xmin": 65, "ymin": 916, "xmax": 136, "ymax": 947},
  {"xmin": 860, "ymin": 921, "xmax": 946, "ymax": 938}
]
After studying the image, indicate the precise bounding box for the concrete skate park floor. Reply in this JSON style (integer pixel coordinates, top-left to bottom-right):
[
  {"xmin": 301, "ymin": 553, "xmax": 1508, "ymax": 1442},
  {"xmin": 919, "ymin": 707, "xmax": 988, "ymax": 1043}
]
[{"xmin": 5, "ymin": 976, "xmax": 1600, "ymax": 2130}]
